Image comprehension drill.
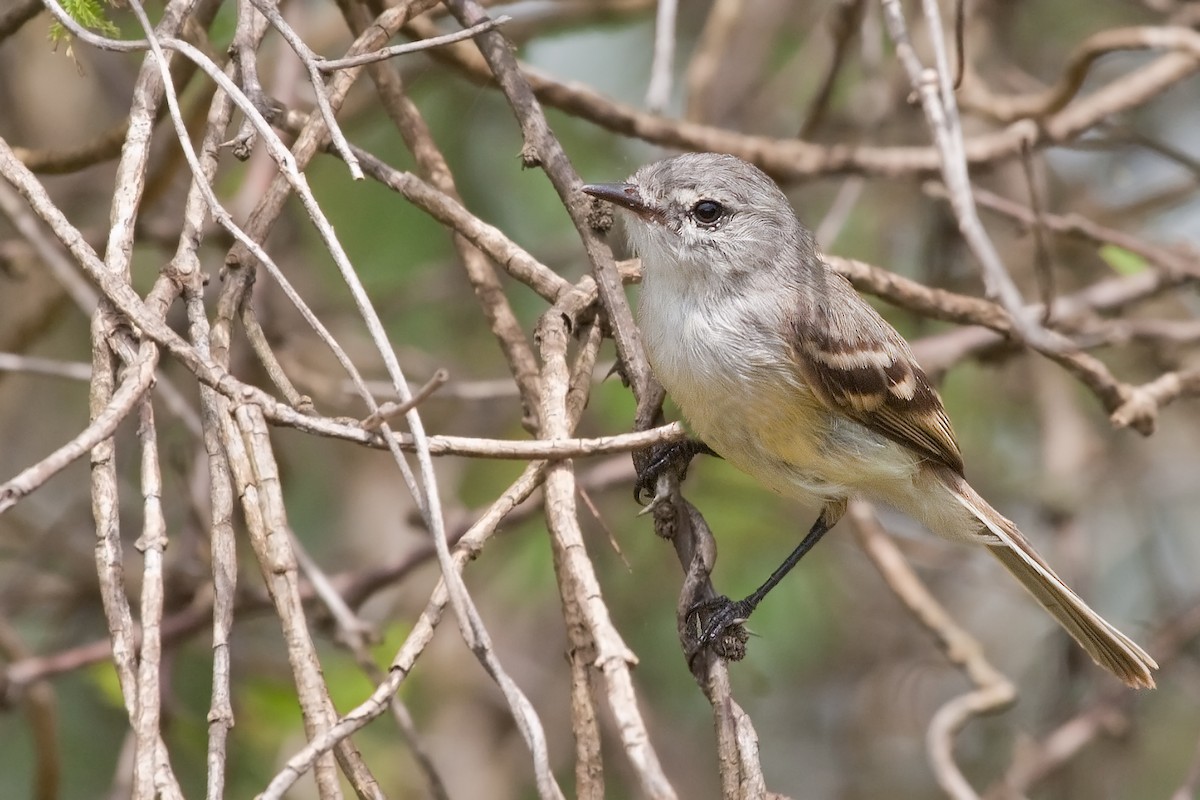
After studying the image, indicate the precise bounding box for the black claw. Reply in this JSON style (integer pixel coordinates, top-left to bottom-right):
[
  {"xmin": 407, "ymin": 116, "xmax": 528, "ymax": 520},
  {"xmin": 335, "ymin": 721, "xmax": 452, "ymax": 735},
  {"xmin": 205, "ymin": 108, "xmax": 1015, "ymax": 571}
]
[
  {"xmin": 633, "ymin": 444, "xmax": 680, "ymax": 504},
  {"xmin": 685, "ymin": 595, "xmax": 753, "ymax": 661},
  {"xmin": 633, "ymin": 439, "xmax": 718, "ymax": 504}
]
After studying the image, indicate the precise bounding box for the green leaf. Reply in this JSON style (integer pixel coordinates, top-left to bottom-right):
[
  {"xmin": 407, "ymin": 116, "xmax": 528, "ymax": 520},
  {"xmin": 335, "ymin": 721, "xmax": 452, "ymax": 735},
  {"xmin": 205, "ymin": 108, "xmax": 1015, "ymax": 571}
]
[
  {"xmin": 49, "ymin": 0, "xmax": 119, "ymax": 51},
  {"xmin": 1099, "ymin": 244, "xmax": 1148, "ymax": 275}
]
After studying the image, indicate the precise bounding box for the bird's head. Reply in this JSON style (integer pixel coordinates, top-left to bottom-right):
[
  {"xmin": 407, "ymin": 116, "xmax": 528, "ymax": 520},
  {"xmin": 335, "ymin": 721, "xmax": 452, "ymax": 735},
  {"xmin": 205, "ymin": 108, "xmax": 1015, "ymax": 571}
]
[{"xmin": 583, "ymin": 152, "xmax": 812, "ymax": 287}]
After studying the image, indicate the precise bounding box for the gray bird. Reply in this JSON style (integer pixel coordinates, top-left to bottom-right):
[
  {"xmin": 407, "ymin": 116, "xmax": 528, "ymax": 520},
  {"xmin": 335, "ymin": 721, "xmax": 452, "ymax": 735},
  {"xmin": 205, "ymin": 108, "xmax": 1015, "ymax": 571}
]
[{"xmin": 584, "ymin": 152, "xmax": 1156, "ymax": 688}]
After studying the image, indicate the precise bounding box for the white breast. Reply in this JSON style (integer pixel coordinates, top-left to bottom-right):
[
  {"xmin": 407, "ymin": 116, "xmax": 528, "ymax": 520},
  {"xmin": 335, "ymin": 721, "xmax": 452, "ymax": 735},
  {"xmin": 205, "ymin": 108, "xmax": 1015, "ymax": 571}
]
[{"xmin": 637, "ymin": 263, "xmax": 921, "ymax": 503}]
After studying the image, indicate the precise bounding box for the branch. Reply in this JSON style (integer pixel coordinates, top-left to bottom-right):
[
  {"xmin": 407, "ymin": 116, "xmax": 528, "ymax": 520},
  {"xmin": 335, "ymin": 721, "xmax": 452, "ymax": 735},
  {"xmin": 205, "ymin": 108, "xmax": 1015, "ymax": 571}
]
[
  {"xmin": 0, "ymin": 342, "xmax": 157, "ymax": 516},
  {"xmin": 408, "ymin": 14, "xmax": 1200, "ymax": 180},
  {"xmin": 318, "ymin": 15, "xmax": 511, "ymax": 71},
  {"xmin": 879, "ymin": 0, "xmax": 1059, "ymax": 351},
  {"xmin": 961, "ymin": 26, "xmax": 1200, "ymax": 122},
  {"xmin": 848, "ymin": 501, "xmax": 1016, "ymax": 800}
]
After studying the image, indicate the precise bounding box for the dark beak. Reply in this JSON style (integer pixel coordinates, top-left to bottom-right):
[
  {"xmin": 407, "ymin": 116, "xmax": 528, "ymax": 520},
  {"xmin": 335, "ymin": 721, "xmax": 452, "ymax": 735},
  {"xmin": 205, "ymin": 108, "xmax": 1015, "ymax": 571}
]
[{"xmin": 581, "ymin": 182, "xmax": 659, "ymax": 221}]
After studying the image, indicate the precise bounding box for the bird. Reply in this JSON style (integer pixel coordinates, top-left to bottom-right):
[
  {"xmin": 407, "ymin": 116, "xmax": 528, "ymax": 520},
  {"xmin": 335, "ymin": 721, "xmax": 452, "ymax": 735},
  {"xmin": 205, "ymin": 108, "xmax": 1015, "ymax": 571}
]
[{"xmin": 582, "ymin": 152, "xmax": 1157, "ymax": 688}]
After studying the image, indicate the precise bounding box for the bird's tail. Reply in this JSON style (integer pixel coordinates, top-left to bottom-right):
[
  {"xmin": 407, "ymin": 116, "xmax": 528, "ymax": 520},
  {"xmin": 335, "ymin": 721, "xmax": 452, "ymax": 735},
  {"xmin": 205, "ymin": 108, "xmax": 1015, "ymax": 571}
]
[{"xmin": 949, "ymin": 476, "xmax": 1157, "ymax": 689}]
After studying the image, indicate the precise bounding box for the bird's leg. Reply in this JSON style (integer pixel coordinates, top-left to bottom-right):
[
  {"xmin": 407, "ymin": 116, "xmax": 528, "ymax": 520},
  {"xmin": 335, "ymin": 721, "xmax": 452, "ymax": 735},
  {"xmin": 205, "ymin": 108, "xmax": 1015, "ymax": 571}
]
[
  {"xmin": 634, "ymin": 439, "xmax": 720, "ymax": 504},
  {"xmin": 688, "ymin": 499, "xmax": 847, "ymax": 657}
]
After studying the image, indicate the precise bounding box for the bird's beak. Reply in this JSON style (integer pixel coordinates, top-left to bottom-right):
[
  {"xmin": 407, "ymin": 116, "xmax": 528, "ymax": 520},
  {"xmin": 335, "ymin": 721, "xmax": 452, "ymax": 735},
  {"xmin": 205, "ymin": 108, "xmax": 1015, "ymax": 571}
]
[{"xmin": 582, "ymin": 182, "xmax": 661, "ymax": 222}]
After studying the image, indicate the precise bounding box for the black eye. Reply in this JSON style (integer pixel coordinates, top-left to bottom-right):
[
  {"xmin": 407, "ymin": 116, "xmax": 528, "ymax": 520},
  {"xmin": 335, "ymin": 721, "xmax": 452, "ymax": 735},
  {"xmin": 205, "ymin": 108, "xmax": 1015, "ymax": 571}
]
[{"xmin": 691, "ymin": 200, "xmax": 724, "ymax": 225}]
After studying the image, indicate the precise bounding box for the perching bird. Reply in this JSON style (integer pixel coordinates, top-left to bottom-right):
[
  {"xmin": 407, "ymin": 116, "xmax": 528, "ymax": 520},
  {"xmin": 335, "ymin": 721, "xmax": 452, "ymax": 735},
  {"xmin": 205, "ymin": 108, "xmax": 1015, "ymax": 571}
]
[{"xmin": 583, "ymin": 152, "xmax": 1156, "ymax": 688}]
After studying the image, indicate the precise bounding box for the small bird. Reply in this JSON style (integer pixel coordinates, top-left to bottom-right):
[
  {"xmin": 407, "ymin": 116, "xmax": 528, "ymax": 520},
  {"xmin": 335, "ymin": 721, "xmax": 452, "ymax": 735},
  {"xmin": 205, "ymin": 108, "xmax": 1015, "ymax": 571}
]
[{"xmin": 583, "ymin": 152, "xmax": 1157, "ymax": 688}]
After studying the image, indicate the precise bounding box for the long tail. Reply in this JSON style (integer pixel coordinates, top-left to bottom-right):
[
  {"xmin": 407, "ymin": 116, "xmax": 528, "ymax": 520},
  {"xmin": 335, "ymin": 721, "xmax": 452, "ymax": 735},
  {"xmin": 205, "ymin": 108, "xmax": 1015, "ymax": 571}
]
[{"xmin": 949, "ymin": 477, "xmax": 1157, "ymax": 689}]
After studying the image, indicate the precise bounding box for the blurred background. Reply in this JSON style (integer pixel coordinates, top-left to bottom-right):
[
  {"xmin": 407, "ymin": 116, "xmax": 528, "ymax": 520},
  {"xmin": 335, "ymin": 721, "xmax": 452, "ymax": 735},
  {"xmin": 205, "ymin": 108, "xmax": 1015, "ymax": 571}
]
[{"xmin": 2, "ymin": 0, "xmax": 1200, "ymax": 797}]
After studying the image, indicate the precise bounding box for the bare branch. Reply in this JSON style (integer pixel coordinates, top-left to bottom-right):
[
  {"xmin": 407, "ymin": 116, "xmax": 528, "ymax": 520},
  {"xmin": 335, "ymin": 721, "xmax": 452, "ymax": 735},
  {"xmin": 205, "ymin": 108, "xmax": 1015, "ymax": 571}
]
[
  {"xmin": 2, "ymin": 2, "xmax": 1194, "ymax": 796},
  {"xmin": 410, "ymin": 14, "xmax": 1200, "ymax": 180},
  {"xmin": 848, "ymin": 501, "xmax": 1016, "ymax": 800},
  {"xmin": 318, "ymin": 16, "xmax": 511, "ymax": 71},
  {"xmin": 645, "ymin": 0, "xmax": 679, "ymax": 111},
  {"xmin": 0, "ymin": 344, "xmax": 157, "ymax": 515},
  {"xmin": 879, "ymin": 0, "xmax": 1059, "ymax": 351},
  {"xmin": 961, "ymin": 26, "xmax": 1200, "ymax": 122}
]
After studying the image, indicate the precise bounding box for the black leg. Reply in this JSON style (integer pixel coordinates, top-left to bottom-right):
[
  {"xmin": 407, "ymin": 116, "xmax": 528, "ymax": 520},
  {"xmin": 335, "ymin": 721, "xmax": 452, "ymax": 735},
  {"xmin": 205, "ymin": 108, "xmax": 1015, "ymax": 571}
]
[
  {"xmin": 634, "ymin": 439, "xmax": 719, "ymax": 504},
  {"xmin": 689, "ymin": 499, "xmax": 847, "ymax": 653}
]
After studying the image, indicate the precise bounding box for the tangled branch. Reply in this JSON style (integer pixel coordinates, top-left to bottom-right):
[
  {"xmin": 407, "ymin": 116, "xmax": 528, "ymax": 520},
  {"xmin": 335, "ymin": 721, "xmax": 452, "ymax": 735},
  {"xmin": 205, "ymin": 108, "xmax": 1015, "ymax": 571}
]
[{"xmin": 0, "ymin": 0, "xmax": 1197, "ymax": 798}]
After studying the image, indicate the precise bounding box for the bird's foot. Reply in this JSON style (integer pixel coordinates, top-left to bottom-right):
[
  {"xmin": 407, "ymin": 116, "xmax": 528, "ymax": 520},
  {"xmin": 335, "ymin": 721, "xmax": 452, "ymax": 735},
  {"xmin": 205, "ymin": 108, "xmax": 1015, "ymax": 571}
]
[
  {"xmin": 633, "ymin": 439, "xmax": 716, "ymax": 504},
  {"xmin": 685, "ymin": 595, "xmax": 754, "ymax": 661}
]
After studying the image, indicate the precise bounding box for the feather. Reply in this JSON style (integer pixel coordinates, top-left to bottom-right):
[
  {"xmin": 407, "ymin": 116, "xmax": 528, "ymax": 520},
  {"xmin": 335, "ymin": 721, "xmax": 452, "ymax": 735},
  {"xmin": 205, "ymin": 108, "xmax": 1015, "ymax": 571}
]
[
  {"xmin": 791, "ymin": 270, "xmax": 964, "ymax": 474},
  {"xmin": 946, "ymin": 471, "xmax": 1157, "ymax": 688}
]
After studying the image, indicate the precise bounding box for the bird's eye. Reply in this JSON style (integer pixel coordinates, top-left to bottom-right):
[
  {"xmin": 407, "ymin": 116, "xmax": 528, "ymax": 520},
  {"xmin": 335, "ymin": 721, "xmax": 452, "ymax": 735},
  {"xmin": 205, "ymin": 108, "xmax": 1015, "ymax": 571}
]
[{"xmin": 691, "ymin": 200, "xmax": 724, "ymax": 225}]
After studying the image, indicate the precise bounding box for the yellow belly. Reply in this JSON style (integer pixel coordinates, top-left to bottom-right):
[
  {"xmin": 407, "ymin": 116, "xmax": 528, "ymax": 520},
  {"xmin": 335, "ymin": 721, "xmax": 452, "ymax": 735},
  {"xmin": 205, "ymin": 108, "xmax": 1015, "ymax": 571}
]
[
  {"xmin": 640, "ymin": 283, "xmax": 921, "ymax": 505},
  {"xmin": 671, "ymin": 366, "xmax": 922, "ymax": 504}
]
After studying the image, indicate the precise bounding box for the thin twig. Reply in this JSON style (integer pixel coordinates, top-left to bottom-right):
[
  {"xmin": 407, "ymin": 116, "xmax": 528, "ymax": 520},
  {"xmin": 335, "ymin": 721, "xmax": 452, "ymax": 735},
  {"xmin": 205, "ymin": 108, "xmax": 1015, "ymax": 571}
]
[
  {"xmin": 952, "ymin": 0, "xmax": 966, "ymax": 89},
  {"xmin": 336, "ymin": 0, "xmax": 544, "ymax": 424},
  {"xmin": 848, "ymin": 501, "xmax": 1016, "ymax": 800},
  {"xmin": 318, "ymin": 16, "xmax": 511, "ymax": 71},
  {"xmin": 246, "ymin": 0, "xmax": 363, "ymax": 178},
  {"xmin": 287, "ymin": 524, "xmax": 452, "ymax": 800},
  {"xmin": 362, "ymin": 369, "xmax": 448, "ymax": 430},
  {"xmin": 438, "ymin": 0, "xmax": 654, "ymax": 403},
  {"xmin": 534, "ymin": 308, "xmax": 676, "ymax": 799},
  {"xmin": 166, "ymin": 22, "xmax": 249, "ymax": 793},
  {"xmin": 815, "ymin": 176, "xmax": 865, "ymax": 249},
  {"xmin": 0, "ymin": 353, "xmax": 92, "ymax": 381},
  {"xmin": 684, "ymin": 0, "xmax": 744, "ymax": 122},
  {"xmin": 0, "ymin": 344, "xmax": 158, "ymax": 515},
  {"xmin": 410, "ymin": 14, "xmax": 1200, "ymax": 180},
  {"xmin": 961, "ymin": 26, "xmax": 1200, "ymax": 123},
  {"xmin": 645, "ymin": 0, "xmax": 679, "ymax": 111},
  {"xmin": 799, "ymin": 0, "xmax": 866, "ymax": 137},
  {"xmin": 238, "ymin": 297, "xmax": 314, "ymax": 412},
  {"xmin": 879, "ymin": 0, "xmax": 1061, "ymax": 351},
  {"xmin": 1018, "ymin": 141, "xmax": 1056, "ymax": 324},
  {"xmin": 259, "ymin": 459, "xmax": 553, "ymax": 799},
  {"xmin": 133, "ymin": 398, "xmax": 168, "ymax": 800}
]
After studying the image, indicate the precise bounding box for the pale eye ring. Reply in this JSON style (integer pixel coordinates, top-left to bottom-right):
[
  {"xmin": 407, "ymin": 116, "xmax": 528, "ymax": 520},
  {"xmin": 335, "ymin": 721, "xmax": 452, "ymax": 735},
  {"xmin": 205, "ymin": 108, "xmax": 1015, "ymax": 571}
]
[{"xmin": 691, "ymin": 200, "xmax": 724, "ymax": 226}]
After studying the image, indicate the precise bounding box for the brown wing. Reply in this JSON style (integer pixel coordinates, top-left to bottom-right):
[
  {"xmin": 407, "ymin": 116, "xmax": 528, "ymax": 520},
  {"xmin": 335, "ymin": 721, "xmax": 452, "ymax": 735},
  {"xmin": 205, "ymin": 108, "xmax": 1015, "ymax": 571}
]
[{"xmin": 791, "ymin": 275, "xmax": 964, "ymax": 474}]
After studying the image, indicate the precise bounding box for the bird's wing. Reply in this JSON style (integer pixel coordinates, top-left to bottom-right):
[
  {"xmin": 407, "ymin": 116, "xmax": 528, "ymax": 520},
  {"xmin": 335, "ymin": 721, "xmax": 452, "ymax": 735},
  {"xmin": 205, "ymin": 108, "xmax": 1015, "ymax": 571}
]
[{"xmin": 790, "ymin": 273, "xmax": 965, "ymax": 474}]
